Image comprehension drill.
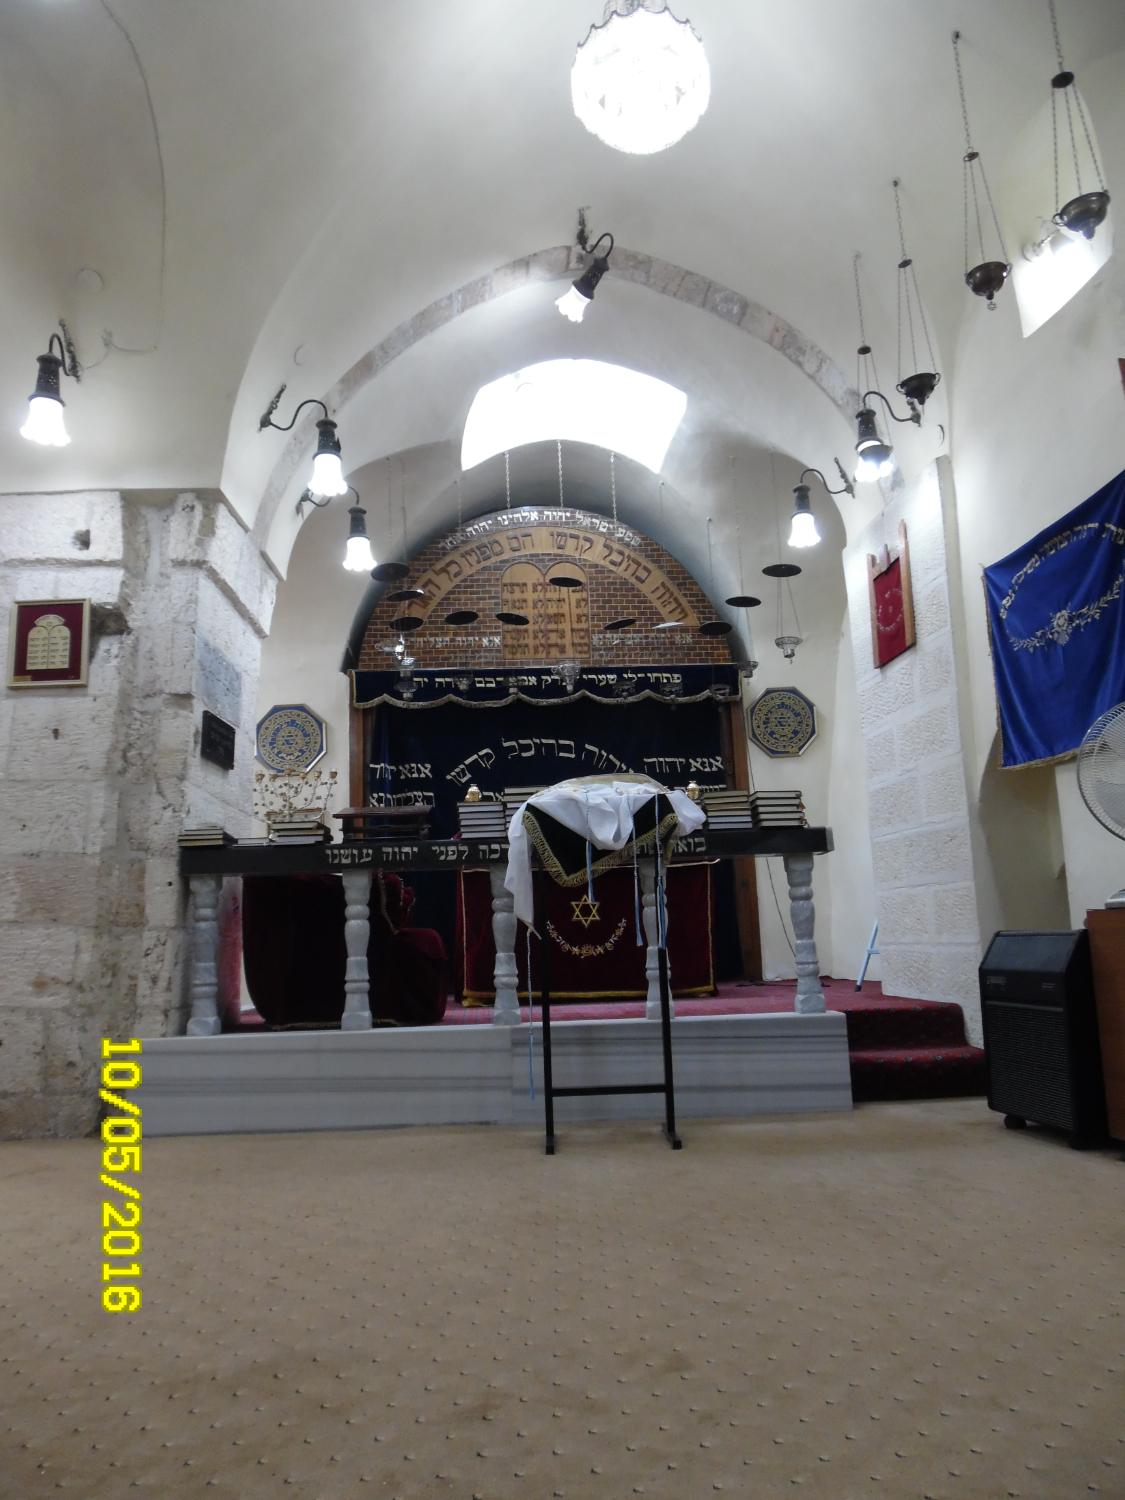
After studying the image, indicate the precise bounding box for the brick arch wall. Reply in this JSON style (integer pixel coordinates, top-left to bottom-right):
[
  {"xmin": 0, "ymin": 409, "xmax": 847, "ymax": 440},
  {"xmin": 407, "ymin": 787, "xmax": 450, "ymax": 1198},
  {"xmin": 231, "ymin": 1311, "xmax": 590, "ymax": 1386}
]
[{"xmin": 357, "ymin": 505, "xmax": 735, "ymax": 670}]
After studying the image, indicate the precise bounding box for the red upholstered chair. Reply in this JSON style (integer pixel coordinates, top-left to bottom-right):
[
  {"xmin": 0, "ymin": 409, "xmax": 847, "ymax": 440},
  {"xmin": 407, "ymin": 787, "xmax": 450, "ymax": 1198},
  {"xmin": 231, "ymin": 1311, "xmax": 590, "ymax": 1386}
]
[{"xmin": 242, "ymin": 872, "xmax": 448, "ymax": 1028}]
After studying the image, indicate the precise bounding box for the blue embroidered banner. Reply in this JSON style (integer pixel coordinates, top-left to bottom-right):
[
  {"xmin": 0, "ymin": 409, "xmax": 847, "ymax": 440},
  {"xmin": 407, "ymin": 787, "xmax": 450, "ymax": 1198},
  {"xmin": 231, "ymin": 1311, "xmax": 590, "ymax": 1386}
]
[{"xmin": 983, "ymin": 467, "xmax": 1125, "ymax": 767}]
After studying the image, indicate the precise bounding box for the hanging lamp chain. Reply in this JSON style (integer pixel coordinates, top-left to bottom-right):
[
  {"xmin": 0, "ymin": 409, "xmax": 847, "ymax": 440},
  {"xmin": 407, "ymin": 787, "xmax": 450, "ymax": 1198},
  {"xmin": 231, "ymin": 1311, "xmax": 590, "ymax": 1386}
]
[
  {"xmin": 1048, "ymin": 0, "xmax": 1065, "ymax": 71},
  {"xmin": 952, "ymin": 31, "xmax": 974, "ymax": 154},
  {"xmin": 610, "ymin": 449, "xmax": 618, "ymax": 528},
  {"xmin": 504, "ymin": 449, "xmax": 511, "ymax": 511},
  {"xmin": 952, "ymin": 31, "xmax": 1011, "ymax": 271},
  {"xmin": 557, "ymin": 440, "xmax": 564, "ymax": 508},
  {"xmin": 853, "ymin": 253, "xmax": 881, "ymax": 396},
  {"xmin": 1047, "ymin": 0, "xmax": 1105, "ymax": 202}
]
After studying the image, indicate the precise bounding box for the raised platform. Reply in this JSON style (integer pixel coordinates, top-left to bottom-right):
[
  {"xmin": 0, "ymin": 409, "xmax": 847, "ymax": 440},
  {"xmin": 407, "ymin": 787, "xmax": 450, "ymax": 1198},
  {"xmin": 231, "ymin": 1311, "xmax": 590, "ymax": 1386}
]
[{"xmin": 137, "ymin": 1010, "xmax": 852, "ymax": 1137}]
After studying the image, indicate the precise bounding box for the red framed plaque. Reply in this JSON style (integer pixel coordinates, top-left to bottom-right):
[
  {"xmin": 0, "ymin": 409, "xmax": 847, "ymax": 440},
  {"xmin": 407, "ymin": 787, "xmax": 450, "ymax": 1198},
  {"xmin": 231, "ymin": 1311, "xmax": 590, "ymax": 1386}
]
[
  {"xmin": 7, "ymin": 599, "xmax": 91, "ymax": 688},
  {"xmin": 867, "ymin": 523, "xmax": 916, "ymax": 669}
]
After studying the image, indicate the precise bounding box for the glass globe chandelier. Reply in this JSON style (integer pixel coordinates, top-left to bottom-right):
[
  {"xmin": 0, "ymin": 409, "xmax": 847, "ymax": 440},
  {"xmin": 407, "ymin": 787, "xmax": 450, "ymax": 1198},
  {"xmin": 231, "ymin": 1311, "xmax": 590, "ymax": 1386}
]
[{"xmin": 571, "ymin": 0, "xmax": 710, "ymax": 156}]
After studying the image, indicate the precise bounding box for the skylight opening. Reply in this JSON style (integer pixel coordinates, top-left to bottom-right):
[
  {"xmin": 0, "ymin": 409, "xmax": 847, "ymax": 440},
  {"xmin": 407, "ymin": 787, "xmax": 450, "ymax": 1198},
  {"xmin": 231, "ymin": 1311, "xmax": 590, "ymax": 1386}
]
[{"xmin": 460, "ymin": 359, "xmax": 686, "ymax": 473}]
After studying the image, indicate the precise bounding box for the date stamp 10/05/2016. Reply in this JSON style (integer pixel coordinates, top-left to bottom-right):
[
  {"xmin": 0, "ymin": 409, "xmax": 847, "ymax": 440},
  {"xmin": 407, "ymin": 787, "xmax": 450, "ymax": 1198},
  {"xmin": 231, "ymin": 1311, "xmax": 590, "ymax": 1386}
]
[{"xmin": 100, "ymin": 1039, "xmax": 142, "ymax": 1313}]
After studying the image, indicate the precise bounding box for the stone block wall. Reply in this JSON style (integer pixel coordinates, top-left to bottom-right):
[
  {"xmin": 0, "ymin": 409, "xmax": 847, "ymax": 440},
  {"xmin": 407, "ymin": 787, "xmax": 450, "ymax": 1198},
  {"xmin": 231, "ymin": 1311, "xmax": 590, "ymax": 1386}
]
[
  {"xmin": 0, "ymin": 490, "xmax": 275, "ymax": 1137},
  {"xmin": 844, "ymin": 461, "xmax": 984, "ymax": 1042}
]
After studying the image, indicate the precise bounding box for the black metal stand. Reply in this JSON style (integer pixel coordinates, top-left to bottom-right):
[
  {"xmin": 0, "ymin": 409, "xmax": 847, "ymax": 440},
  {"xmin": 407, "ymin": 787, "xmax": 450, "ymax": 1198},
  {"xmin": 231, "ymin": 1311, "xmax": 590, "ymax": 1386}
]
[{"xmin": 536, "ymin": 823, "xmax": 681, "ymax": 1155}]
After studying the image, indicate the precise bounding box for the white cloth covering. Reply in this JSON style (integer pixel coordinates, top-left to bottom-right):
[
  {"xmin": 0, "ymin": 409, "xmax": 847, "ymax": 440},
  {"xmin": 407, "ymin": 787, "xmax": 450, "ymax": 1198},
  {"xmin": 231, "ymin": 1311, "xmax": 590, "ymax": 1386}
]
[{"xmin": 503, "ymin": 776, "xmax": 706, "ymax": 929}]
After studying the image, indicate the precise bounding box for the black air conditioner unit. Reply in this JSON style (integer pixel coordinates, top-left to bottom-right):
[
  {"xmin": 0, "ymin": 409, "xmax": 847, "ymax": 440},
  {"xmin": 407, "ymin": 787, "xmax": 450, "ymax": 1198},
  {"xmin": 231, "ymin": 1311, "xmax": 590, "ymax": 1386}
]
[{"xmin": 979, "ymin": 930, "xmax": 1106, "ymax": 1148}]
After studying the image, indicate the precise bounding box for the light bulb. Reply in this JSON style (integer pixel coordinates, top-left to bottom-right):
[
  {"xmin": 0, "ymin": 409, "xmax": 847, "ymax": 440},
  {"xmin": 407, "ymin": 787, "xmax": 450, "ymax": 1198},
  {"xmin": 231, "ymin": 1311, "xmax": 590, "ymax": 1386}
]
[
  {"xmin": 309, "ymin": 450, "xmax": 347, "ymax": 497},
  {"xmin": 343, "ymin": 535, "xmax": 376, "ymax": 572},
  {"xmin": 788, "ymin": 509, "xmax": 821, "ymax": 548},
  {"xmin": 854, "ymin": 451, "xmax": 894, "ymax": 483},
  {"xmin": 555, "ymin": 285, "xmax": 592, "ymax": 322},
  {"xmin": 20, "ymin": 395, "xmax": 70, "ymax": 447}
]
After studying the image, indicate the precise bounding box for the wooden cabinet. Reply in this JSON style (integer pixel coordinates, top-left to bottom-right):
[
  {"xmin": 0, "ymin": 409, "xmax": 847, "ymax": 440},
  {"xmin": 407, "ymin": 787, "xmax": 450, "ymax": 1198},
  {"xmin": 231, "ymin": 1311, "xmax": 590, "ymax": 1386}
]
[{"xmin": 1086, "ymin": 908, "xmax": 1125, "ymax": 1141}]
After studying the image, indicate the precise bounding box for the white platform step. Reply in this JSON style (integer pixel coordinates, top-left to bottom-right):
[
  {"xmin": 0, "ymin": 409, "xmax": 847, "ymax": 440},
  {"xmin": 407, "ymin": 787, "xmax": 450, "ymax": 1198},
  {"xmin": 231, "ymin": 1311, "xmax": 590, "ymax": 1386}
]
[{"xmin": 137, "ymin": 1012, "xmax": 852, "ymax": 1136}]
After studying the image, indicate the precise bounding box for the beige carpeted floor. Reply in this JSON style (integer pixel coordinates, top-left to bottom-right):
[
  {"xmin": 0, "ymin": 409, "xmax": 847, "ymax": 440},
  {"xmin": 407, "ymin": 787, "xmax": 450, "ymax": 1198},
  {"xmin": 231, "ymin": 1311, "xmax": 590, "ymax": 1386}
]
[{"xmin": 1, "ymin": 1100, "xmax": 1122, "ymax": 1500}]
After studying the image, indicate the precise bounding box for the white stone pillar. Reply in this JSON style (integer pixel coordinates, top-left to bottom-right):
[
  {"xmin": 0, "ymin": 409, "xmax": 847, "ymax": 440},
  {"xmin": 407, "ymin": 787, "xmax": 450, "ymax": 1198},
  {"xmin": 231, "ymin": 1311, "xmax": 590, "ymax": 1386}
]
[
  {"xmin": 340, "ymin": 870, "xmax": 374, "ymax": 1031},
  {"xmin": 490, "ymin": 865, "xmax": 522, "ymax": 1025},
  {"xmin": 640, "ymin": 864, "xmax": 674, "ymax": 1021},
  {"xmin": 784, "ymin": 853, "xmax": 825, "ymax": 1013},
  {"xmin": 186, "ymin": 874, "xmax": 223, "ymax": 1036}
]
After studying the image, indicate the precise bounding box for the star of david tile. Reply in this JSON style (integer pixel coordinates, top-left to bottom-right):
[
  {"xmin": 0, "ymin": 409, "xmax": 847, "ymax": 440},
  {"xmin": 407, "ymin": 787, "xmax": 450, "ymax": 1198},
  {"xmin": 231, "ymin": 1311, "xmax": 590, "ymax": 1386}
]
[{"xmin": 571, "ymin": 895, "xmax": 601, "ymax": 928}]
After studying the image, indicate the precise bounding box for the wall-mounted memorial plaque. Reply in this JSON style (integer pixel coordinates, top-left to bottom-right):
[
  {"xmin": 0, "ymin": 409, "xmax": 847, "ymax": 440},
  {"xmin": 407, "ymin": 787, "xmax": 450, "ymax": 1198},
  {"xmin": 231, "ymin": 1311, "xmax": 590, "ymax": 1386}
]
[
  {"xmin": 7, "ymin": 599, "xmax": 90, "ymax": 688},
  {"xmin": 201, "ymin": 710, "xmax": 236, "ymax": 770}
]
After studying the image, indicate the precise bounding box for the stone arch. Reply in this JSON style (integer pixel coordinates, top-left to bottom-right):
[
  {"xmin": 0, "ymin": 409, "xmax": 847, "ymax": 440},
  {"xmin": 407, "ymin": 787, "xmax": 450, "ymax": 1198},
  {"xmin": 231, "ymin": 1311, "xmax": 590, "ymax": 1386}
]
[{"xmin": 252, "ymin": 245, "xmax": 860, "ymax": 546}]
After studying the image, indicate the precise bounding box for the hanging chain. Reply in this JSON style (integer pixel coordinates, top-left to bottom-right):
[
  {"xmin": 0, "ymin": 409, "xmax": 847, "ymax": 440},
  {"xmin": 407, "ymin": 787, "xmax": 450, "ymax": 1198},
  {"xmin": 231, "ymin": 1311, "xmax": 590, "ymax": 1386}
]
[
  {"xmin": 706, "ymin": 516, "xmax": 716, "ymax": 597},
  {"xmin": 977, "ymin": 156, "xmax": 1010, "ymax": 265},
  {"xmin": 399, "ymin": 455, "xmax": 408, "ymax": 555},
  {"xmin": 852, "ymin": 251, "xmax": 868, "ymax": 346},
  {"xmin": 892, "ymin": 179, "xmax": 919, "ymax": 379},
  {"xmin": 456, "ymin": 471, "xmax": 464, "ymax": 538},
  {"xmin": 733, "ymin": 452, "xmax": 746, "ymax": 595},
  {"xmin": 1047, "ymin": 0, "xmax": 1104, "ymax": 206},
  {"xmin": 910, "ymin": 261, "xmax": 939, "ymax": 373},
  {"xmin": 504, "ymin": 449, "xmax": 511, "ymax": 510},
  {"xmin": 953, "ymin": 32, "xmax": 1009, "ymax": 270},
  {"xmin": 787, "ymin": 580, "xmax": 802, "ymax": 640},
  {"xmin": 853, "ymin": 253, "xmax": 881, "ymax": 397},
  {"xmin": 952, "ymin": 31, "xmax": 974, "ymax": 153},
  {"xmin": 609, "ymin": 449, "xmax": 618, "ymax": 528},
  {"xmin": 1048, "ymin": 0, "xmax": 1065, "ymax": 70},
  {"xmin": 557, "ymin": 440, "xmax": 564, "ymax": 507}
]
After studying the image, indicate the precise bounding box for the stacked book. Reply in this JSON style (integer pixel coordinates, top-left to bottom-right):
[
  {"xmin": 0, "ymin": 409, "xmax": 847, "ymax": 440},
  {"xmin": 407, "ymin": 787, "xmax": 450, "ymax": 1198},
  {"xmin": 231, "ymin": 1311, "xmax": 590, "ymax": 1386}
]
[
  {"xmin": 502, "ymin": 787, "xmax": 545, "ymax": 825},
  {"xmin": 269, "ymin": 817, "xmax": 332, "ymax": 845},
  {"xmin": 750, "ymin": 790, "xmax": 806, "ymax": 828},
  {"xmin": 178, "ymin": 825, "xmax": 235, "ymax": 847},
  {"xmin": 457, "ymin": 800, "xmax": 507, "ymax": 839},
  {"xmin": 702, "ymin": 790, "xmax": 754, "ymax": 830}
]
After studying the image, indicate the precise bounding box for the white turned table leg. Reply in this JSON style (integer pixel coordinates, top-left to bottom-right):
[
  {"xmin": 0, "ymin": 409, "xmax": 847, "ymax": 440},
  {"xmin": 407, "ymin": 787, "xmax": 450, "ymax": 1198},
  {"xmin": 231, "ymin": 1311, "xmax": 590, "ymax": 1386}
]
[
  {"xmin": 640, "ymin": 864, "xmax": 674, "ymax": 1021},
  {"xmin": 490, "ymin": 865, "xmax": 522, "ymax": 1025},
  {"xmin": 187, "ymin": 873, "xmax": 222, "ymax": 1036},
  {"xmin": 340, "ymin": 870, "xmax": 374, "ymax": 1031},
  {"xmin": 784, "ymin": 852, "xmax": 825, "ymax": 1013}
]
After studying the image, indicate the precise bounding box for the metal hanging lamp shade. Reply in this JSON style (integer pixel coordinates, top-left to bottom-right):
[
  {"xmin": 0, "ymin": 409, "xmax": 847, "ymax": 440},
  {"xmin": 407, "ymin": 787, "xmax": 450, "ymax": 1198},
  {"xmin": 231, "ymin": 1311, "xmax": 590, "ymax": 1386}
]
[
  {"xmin": 891, "ymin": 178, "xmax": 941, "ymax": 413},
  {"xmin": 1047, "ymin": 0, "xmax": 1110, "ymax": 240},
  {"xmin": 952, "ymin": 32, "xmax": 1011, "ymax": 309}
]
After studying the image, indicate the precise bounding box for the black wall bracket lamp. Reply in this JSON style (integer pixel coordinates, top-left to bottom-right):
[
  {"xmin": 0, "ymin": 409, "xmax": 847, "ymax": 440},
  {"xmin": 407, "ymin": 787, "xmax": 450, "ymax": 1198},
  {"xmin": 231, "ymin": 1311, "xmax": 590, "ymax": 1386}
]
[
  {"xmin": 789, "ymin": 464, "xmax": 854, "ymax": 549},
  {"xmin": 556, "ymin": 209, "xmax": 615, "ymax": 322},
  {"xmin": 21, "ymin": 323, "xmax": 81, "ymax": 447},
  {"xmin": 854, "ymin": 388, "xmax": 921, "ymax": 483},
  {"xmin": 259, "ymin": 382, "xmax": 348, "ymax": 498}
]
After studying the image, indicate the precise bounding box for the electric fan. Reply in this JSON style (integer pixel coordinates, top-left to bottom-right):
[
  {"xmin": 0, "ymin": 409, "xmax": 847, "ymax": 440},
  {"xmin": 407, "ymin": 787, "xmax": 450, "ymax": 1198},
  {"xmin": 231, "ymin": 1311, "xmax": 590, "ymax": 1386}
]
[{"xmin": 1076, "ymin": 702, "xmax": 1125, "ymax": 907}]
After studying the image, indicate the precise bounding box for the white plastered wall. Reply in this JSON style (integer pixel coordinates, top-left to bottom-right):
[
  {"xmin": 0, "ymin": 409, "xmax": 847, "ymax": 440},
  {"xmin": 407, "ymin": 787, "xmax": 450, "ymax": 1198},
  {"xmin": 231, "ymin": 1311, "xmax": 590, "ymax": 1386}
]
[{"xmin": 949, "ymin": 46, "xmax": 1125, "ymax": 933}]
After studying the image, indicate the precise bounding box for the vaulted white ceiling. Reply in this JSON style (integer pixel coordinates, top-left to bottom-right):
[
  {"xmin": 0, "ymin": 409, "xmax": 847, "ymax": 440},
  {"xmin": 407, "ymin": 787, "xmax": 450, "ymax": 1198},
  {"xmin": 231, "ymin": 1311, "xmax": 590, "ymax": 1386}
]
[{"xmin": 2, "ymin": 0, "xmax": 1122, "ymax": 572}]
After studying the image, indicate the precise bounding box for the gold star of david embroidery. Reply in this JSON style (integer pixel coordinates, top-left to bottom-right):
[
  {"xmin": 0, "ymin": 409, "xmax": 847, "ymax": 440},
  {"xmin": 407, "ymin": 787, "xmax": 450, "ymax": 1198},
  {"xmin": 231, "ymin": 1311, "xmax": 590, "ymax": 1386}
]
[{"xmin": 571, "ymin": 896, "xmax": 601, "ymax": 928}]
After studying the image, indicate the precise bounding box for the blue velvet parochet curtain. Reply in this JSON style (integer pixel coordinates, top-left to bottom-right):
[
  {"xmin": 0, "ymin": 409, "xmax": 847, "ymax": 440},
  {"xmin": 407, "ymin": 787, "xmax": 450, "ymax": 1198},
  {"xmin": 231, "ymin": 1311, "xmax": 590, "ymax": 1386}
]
[{"xmin": 983, "ymin": 466, "xmax": 1125, "ymax": 767}]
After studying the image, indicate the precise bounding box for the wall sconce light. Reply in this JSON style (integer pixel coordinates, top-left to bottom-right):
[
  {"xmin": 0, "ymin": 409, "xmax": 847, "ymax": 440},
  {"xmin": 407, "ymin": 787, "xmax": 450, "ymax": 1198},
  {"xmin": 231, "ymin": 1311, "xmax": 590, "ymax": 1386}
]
[
  {"xmin": 343, "ymin": 501, "xmax": 376, "ymax": 572},
  {"xmin": 21, "ymin": 326, "xmax": 81, "ymax": 447},
  {"xmin": 556, "ymin": 220, "xmax": 614, "ymax": 322},
  {"xmin": 854, "ymin": 391, "xmax": 920, "ymax": 483},
  {"xmin": 259, "ymin": 383, "xmax": 348, "ymax": 497},
  {"xmin": 790, "ymin": 464, "xmax": 854, "ymax": 548}
]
